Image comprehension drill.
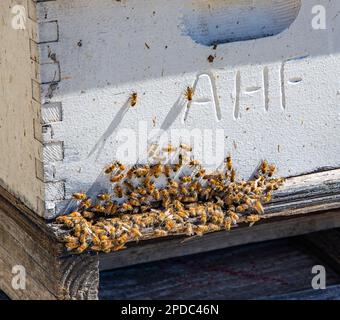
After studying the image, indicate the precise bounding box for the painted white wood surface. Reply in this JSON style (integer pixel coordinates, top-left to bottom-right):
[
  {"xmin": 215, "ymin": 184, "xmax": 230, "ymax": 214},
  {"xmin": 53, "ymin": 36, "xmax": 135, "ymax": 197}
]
[
  {"xmin": 2, "ymin": 0, "xmax": 340, "ymax": 218},
  {"xmin": 0, "ymin": 0, "xmax": 44, "ymax": 216}
]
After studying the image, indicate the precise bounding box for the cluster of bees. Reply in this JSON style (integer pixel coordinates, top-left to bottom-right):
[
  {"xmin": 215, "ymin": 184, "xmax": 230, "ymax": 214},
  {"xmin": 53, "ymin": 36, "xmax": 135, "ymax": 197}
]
[{"xmin": 56, "ymin": 144, "xmax": 285, "ymax": 254}]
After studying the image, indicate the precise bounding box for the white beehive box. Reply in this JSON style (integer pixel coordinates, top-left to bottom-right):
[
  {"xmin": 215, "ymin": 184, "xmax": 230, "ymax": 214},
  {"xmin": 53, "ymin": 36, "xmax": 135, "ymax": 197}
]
[{"xmin": 1, "ymin": 0, "xmax": 340, "ymax": 219}]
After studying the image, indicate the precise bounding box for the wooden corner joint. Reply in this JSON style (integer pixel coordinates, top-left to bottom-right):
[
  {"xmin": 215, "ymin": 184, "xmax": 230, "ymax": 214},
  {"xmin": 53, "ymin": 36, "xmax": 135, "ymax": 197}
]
[{"xmin": 57, "ymin": 254, "xmax": 100, "ymax": 300}]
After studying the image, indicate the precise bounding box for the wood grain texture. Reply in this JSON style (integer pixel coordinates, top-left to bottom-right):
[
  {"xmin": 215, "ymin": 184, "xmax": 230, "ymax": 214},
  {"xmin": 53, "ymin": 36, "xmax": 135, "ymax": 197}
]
[
  {"xmin": 0, "ymin": 185, "xmax": 99, "ymax": 300},
  {"xmin": 0, "ymin": 0, "xmax": 44, "ymax": 216},
  {"xmin": 3, "ymin": 235, "xmax": 340, "ymax": 300},
  {"xmin": 299, "ymin": 229, "xmax": 340, "ymax": 276},
  {"xmin": 99, "ymin": 238, "xmax": 340, "ymax": 300},
  {"xmin": 99, "ymin": 210, "xmax": 340, "ymax": 271}
]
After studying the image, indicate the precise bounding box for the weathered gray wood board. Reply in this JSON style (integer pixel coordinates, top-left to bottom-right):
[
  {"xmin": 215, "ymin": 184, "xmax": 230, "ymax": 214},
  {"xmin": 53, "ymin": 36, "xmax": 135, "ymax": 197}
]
[
  {"xmin": 0, "ymin": 186, "xmax": 99, "ymax": 300},
  {"xmin": 99, "ymin": 210, "xmax": 340, "ymax": 271},
  {"xmin": 99, "ymin": 238, "xmax": 340, "ymax": 300},
  {"xmin": 2, "ymin": 234, "xmax": 340, "ymax": 300}
]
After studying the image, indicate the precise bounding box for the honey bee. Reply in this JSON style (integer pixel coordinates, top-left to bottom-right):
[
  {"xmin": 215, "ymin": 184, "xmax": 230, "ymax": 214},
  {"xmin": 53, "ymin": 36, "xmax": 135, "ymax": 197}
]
[
  {"xmin": 114, "ymin": 185, "xmax": 124, "ymax": 198},
  {"xmin": 79, "ymin": 198, "xmax": 92, "ymax": 210},
  {"xmin": 184, "ymin": 223, "xmax": 195, "ymax": 236},
  {"xmin": 114, "ymin": 243, "xmax": 127, "ymax": 252},
  {"xmin": 136, "ymin": 187, "xmax": 147, "ymax": 196},
  {"xmin": 150, "ymin": 163, "xmax": 162, "ymax": 178},
  {"xmin": 135, "ymin": 167, "xmax": 149, "ymax": 178},
  {"xmin": 104, "ymin": 202, "xmax": 118, "ymax": 215},
  {"xmin": 211, "ymin": 210, "xmax": 224, "ymax": 225},
  {"xmin": 253, "ymin": 200, "xmax": 264, "ymax": 215},
  {"xmin": 173, "ymin": 200, "xmax": 184, "ymax": 211},
  {"xmin": 130, "ymin": 92, "xmax": 138, "ymax": 107},
  {"xmin": 247, "ymin": 214, "xmax": 260, "ymax": 223},
  {"xmin": 105, "ymin": 164, "xmax": 116, "ymax": 174},
  {"xmin": 263, "ymin": 192, "xmax": 272, "ymax": 203},
  {"xmin": 165, "ymin": 219, "xmax": 176, "ymax": 231},
  {"xmin": 100, "ymin": 240, "xmax": 113, "ymax": 253},
  {"xmin": 172, "ymin": 164, "xmax": 182, "ymax": 173},
  {"xmin": 129, "ymin": 198, "xmax": 141, "ymax": 207},
  {"xmin": 215, "ymin": 197, "xmax": 224, "ymax": 207},
  {"xmin": 189, "ymin": 159, "xmax": 200, "ymax": 167},
  {"xmin": 143, "ymin": 175, "xmax": 152, "ymax": 185},
  {"xmin": 180, "ymin": 143, "xmax": 193, "ymax": 152},
  {"xmin": 69, "ymin": 211, "xmax": 82, "ymax": 218},
  {"xmin": 235, "ymin": 204, "xmax": 248, "ymax": 213},
  {"xmin": 162, "ymin": 144, "xmax": 177, "ymax": 154},
  {"xmin": 126, "ymin": 168, "xmax": 135, "ymax": 179},
  {"xmin": 73, "ymin": 192, "xmax": 87, "ymax": 200},
  {"xmin": 124, "ymin": 180, "xmax": 134, "ymax": 192},
  {"xmin": 189, "ymin": 181, "xmax": 200, "ymax": 192},
  {"xmin": 110, "ymin": 173, "xmax": 124, "ymax": 183},
  {"xmin": 228, "ymin": 210, "xmax": 240, "ymax": 224},
  {"xmin": 261, "ymin": 160, "xmax": 268, "ymax": 175},
  {"xmin": 182, "ymin": 195, "xmax": 197, "ymax": 203},
  {"xmin": 92, "ymin": 204, "xmax": 106, "ymax": 213},
  {"xmin": 75, "ymin": 242, "xmax": 89, "ymax": 254},
  {"xmin": 268, "ymin": 164, "xmax": 276, "ymax": 177},
  {"xmin": 225, "ymin": 156, "xmax": 233, "ymax": 171},
  {"xmin": 230, "ymin": 169, "xmax": 236, "ymax": 182},
  {"xmin": 208, "ymin": 223, "xmax": 220, "ymax": 232},
  {"xmin": 145, "ymin": 182, "xmax": 155, "ymax": 194},
  {"xmin": 82, "ymin": 211, "xmax": 95, "ymax": 219},
  {"xmin": 152, "ymin": 189, "xmax": 161, "ymax": 201},
  {"xmin": 97, "ymin": 193, "xmax": 111, "ymax": 201},
  {"xmin": 162, "ymin": 197, "xmax": 171, "ymax": 209},
  {"xmin": 179, "ymin": 185, "xmax": 189, "ymax": 196},
  {"xmin": 224, "ymin": 218, "xmax": 232, "ymax": 231},
  {"xmin": 200, "ymin": 210, "xmax": 207, "ymax": 224},
  {"xmin": 195, "ymin": 168, "xmax": 206, "ymax": 178},
  {"xmin": 115, "ymin": 161, "xmax": 126, "ymax": 171},
  {"xmin": 195, "ymin": 224, "xmax": 209, "ymax": 236},
  {"xmin": 130, "ymin": 226, "xmax": 143, "ymax": 239},
  {"xmin": 201, "ymin": 187, "xmax": 212, "ymax": 201},
  {"xmin": 154, "ymin": 229, "xmax": 168, "ymax": 237},
  {"xmin": 180, "ymin": 176, "xmax": 192, "ymax": 183},
  {"xmin": 121, "ymin": 203, "xmax": 133, "ymax": 212},
  {"xmin": 66, "ymin": 241, "xmax": 80, "ymax": 251},
  {"xmin": 163, "ymin": 165, "xmax": 171, "ymax": 177},
  {"xmin": 178, "ymin": 153, "xmax": 190, "ymax": 165},
  {"xmin": 64, "ymin": 235, "xmax": 79, "ymax": 244},
  {"xmin": 184, "ymin": 86, "xmax": 194, "ymax": 101},
  {"xmin": 176, "ymin": 210, "xmax": 189, "ymax": 220},
  {"xmin": 168, "ymin": 179, "xmax": 179, "ymax": 189},
  {"xmin": 247, "ymin": 214, "xmax": 261, "ymax": 227},
  {"xmin": 61, "ymin": 218, "xmax": 76, "ymax": 228}
]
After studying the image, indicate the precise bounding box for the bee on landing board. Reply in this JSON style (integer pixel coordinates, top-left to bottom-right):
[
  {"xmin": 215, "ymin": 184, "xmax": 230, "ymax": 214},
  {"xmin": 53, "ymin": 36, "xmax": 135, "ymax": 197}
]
[{"xmin": 73, "ymin": 192, "xmax": 87, "ymax": 200}]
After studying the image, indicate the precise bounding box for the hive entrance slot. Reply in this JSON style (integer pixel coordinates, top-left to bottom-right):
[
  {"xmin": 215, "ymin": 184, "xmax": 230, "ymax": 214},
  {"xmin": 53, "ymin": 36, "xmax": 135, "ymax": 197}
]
[{"xmin": 181, "ymin": 0, "xmax": 301, "ymax": 46}]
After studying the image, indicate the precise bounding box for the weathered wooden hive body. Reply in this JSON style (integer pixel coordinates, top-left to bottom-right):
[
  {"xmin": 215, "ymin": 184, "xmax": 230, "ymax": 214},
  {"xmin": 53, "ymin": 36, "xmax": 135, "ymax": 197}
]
[{"xmin": 1, "ymin": 0, "xmax": 340, "ymax": 300}]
